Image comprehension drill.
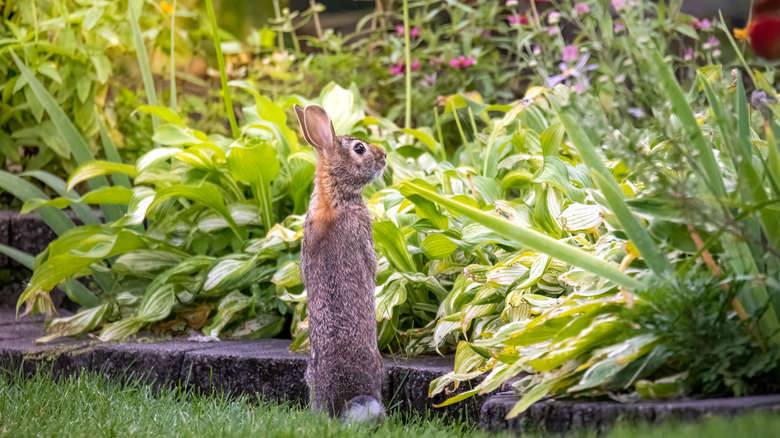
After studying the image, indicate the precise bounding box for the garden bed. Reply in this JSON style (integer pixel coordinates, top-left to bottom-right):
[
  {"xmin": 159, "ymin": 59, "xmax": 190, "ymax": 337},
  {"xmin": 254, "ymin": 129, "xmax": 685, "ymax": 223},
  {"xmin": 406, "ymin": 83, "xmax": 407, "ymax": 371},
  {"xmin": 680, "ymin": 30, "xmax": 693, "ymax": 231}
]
[{"xmin": 3, "ymin": 308, "xmax": 779, "ymax": 434}]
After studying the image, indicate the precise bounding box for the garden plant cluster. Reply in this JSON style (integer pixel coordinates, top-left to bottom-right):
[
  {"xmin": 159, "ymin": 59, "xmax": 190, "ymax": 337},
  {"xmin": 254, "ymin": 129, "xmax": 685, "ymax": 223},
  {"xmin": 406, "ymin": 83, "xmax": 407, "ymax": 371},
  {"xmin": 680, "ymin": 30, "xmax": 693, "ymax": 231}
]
[{"xmin": 2, "ymin": 0, "xmax": 780, "ymax": 417}]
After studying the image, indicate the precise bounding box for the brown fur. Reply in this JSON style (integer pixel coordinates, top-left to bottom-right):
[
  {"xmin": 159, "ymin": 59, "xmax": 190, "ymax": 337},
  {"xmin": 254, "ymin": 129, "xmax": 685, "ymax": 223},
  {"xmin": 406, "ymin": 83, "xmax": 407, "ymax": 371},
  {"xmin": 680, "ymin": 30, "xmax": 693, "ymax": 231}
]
[{"xmin": 294, "ymin": 104, "xmax": 387, "ymax": 419}]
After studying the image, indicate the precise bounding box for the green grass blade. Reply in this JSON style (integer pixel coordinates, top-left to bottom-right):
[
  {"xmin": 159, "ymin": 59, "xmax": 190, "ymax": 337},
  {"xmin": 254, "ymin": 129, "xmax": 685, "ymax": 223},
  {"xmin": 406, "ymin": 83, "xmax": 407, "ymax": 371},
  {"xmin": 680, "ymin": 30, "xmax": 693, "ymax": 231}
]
[
  {"xmin": 400, "ymin": 180, "xmax": 643, "ymax": 290},
  {"xmin": 98, "ymin": 116, "xmax": 132, "ymax": 189},
  {"xmin": 20, "ymin": 170, "xmax": 101, "ymax": 226},
  {"xmin": 555, "ymin": 107, "xmax": 670, "ymax": 276},
  {"xmin": 205, "ymin": 0, "xmax": 239, "ymax": 139},
  {"xmin": 0, "ymin": 243, "xmax": 34, "ymax": 270},
  {"xmin": 128, "ymin": 1, "xmax": 160, "ymax": 135},
  {"xmin": 0, "ymin": 171, "xmax": 74, "ymax": 236},
  {"xmin": 650, "ymin": 49, "xmax": 725, "ymax": 197},
  {"xmin": 169, "ymin": 0, "xmax": 177, "ymax": 110}
]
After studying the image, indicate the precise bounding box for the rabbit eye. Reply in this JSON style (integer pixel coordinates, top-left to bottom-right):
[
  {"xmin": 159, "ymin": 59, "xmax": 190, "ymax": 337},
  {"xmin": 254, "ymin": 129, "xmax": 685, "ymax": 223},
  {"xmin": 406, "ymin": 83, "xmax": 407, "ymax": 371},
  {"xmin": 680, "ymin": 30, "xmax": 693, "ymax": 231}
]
[{"xmin": 353, "ymin": 142, "xmax": 365, "ymax": 155}]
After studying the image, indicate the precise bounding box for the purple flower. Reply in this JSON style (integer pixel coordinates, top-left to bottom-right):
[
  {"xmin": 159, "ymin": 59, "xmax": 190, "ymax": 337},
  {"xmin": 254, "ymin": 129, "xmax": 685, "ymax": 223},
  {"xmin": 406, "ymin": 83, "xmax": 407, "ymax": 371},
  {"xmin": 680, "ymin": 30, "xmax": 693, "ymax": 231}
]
[
  {"xmin": 533, "ymin": 45, "xmax": 542, "ymax": 55},
  {"xmin": 562, "ymin": 45, "xmax": 579, "ymax": 63},
  {"xmin": 546, "ymin": 53, "xmax": 598, "ymax": 88},
  {"xmin": 614, "ymin": 22, "xmax": 625, "ymax": 33},
  {"xmin": 547, "ymin": 26, "xmax": 558, "ymax": 35},
  {"xmin": 612, "ymin": 0, "xmax": 626, "ymax": 11},
  {"xmin": 506, "ymin": 0, "xmax": 518, "ymax": 5},
  {"xmin": 706, "ymin": 35, "xmax": 720, "ymax": 48},
  {"xmin": 627, "ymin": 107, "xmax": 645, "ymax": 118},
  {"xmin": 575, "ymin": 3, "xmax": 590, "ymax": 14},
  {"xmin": 692, "ymin": 18, "xmax": 711, "ymax": 30},
  {"xmin": 450, "ymin": 55, "xmax": 476, "ymax": 69},
  {"xmin": 684, "ymin": 47, "xmax": 694, "ymax": 60},
  {"xmin": 421, "ymin": 73, "xmax": 437, "ymax": 88},
  {"xmin": 548, "ymin": 11, "xmax": 561, "ymax": 24}
]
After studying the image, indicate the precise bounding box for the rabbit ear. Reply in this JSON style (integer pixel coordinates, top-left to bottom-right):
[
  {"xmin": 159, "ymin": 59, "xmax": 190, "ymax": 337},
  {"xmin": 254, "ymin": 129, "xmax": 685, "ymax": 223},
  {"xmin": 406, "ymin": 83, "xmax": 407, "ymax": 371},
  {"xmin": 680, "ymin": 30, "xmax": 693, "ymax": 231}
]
[{"xmin": 296, "ymin": 104, "xmax": 335, "ymax": 151}]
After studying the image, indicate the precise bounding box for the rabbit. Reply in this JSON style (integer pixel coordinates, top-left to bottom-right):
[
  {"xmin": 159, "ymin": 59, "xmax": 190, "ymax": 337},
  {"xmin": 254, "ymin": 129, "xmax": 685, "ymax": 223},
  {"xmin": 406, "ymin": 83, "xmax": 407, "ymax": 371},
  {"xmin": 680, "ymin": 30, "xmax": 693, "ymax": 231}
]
[{"xmin": 293, "ymin": 103, "xmax": 387, "ymax": 422}]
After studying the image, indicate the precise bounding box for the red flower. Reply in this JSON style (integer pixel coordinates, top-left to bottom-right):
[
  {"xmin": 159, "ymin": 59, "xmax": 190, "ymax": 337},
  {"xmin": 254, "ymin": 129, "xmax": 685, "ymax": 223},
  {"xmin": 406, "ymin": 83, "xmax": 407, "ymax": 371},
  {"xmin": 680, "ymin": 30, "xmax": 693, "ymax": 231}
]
[
  {"xmin": 742, "ymin": 0, "xmax": 780, "ymax": 59},
  {"xmin": 749, "ymin": 16, "xmax": 780, "ymax": 60}
]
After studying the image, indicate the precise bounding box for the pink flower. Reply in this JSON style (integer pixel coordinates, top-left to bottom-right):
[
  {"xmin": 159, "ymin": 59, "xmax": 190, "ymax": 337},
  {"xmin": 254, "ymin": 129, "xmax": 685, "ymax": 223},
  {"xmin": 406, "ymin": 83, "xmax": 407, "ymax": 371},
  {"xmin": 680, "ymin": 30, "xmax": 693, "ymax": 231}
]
[
  {"xmin": 707, "ymin": 35, "xmax": 720, "ymax": 48},
  {"xmin": 575, "ymin": 3, "xmax": 590, "ymax": 14},
  {"xmin": 612, "ymin": 0, "xmax": 626, "ymax": 11},
  {"xmin": 449, "ymin": 55, "xmax": 476, "ymax": 69},
  {"xmin": 389, "ymin": 58, "xmax": 420, "ymax": 75},
  {"xmin": 533, "ymin": 45, "xmax": 542, "ymax": 55},
  {"xmin": 614, "ymin": 22, "xmax": 625, "ymax": 33},
  {"xmin": 684, "ymin": 47, "xmax": 694, "ymax": 61},
  {"xmin": 562, "ymin": 45, "xmax": 579, "ymax": 62},
  {"xmin": 395, "ymin": 25, "xmax": 420, "ymax": 37},
  {"xmin": 692, "ymin": 18, "xmax": 711, "ymax": 30},
  {"xmin": 506, "ymin": 0, "xmax": 518, "ymax": 5},
  {"xmin": 508, "ymin": 14, "xmax": 529, "ymax": 25},
  {"xmin": 547, "ymin": 26, "xmax": 558, "ymax": 35},
  {"xmin": 548, "ymin": 11, "xmax": 561, "ymax": 24}
]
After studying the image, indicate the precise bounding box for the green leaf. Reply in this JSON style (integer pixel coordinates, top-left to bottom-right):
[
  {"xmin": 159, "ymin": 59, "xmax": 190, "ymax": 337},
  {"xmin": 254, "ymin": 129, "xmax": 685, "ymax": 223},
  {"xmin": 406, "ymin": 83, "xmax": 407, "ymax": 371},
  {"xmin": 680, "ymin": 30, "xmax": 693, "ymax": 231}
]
[
  {"xmin": 67, "ymin": 161, "xmax": 138, "ymax": 192},
  {"xmin": 36, "ymin": 303, "xmax": 110, "ymax": 343},
  {"xmin": 21, "ymin": 170, "xmax": 101, "ymax": 226},
  {"xmin": 373, "ymin": 221, "xmax": 415, "ymax": 272},
  {"xmin": 138, "ymin": 105, "xmax": 185, "ymax": 127},
  {"xmin": 0, "ymin": 171, "xmax": 75, "ymax": 236},
  {"xmin": 421, "ymin": 234, "xmax": 458, "ymax": 259},
  {"xmin": 150, "ymin": 183, "xmax": 245, "ymax": 240},
  {"xmin": 152, "ymin": 124, "xmax": 203, "ymax": 145},
  {"xmin": 227, "ymin": 140, "xmax": 280, "ymax": 231},
  {"xmin": 0, "ymin": 243, "xmax": 34, "ymax": 270}
]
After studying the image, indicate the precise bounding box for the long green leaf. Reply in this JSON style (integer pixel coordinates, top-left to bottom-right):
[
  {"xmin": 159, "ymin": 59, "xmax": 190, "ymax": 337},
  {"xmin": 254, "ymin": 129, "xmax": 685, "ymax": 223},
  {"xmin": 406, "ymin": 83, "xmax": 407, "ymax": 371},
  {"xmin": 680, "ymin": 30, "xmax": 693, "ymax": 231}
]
[
  {"xmin": 67, "ymin": 161, "xmax": 138, "ymax": 192},
  {"xmin": 0, "ymin": 171, "xmax": 74, "ymax": 236},
  {"xmin": 555, "ymin": 107, "xmax": 670, "ymax": 276},
  {"xmin": 0, "ymin": 243, "xmax": 34, "ymax": 269},
  {"xmin": 401, "ymin": 180, "xmax": 643, "ymax": 289},
  {"xmin": 98, "ymin": 115, "xmax": 132, "ymax": 189},
  {"xmin": 128, "ymin": 1, "xmax": 159, "ymax": 134},
  {"xmin": 21, "ymin": 170, "xmax": 100, "ymax": 226},
  {"xmin": 205, "ymin": 0, "xmax": 238, "ymax": 138}
]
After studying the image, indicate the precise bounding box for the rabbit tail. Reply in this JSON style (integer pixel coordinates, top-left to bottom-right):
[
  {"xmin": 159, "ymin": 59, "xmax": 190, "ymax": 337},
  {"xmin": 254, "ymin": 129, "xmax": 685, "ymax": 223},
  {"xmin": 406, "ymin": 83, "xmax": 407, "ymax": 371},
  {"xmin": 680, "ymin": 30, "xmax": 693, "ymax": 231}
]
[{"xmin": 341, "ymin": 395, "xmax": 386, "ymax": 424}]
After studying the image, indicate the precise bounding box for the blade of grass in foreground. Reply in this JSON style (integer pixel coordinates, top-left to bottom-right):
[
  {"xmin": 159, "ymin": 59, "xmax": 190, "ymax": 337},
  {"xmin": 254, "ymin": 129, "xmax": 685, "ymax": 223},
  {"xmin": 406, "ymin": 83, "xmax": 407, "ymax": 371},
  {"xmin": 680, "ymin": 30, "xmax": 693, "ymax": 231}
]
[{"xmin": 401, "ymin": 180, "xmax": 643, "ymax": 290}]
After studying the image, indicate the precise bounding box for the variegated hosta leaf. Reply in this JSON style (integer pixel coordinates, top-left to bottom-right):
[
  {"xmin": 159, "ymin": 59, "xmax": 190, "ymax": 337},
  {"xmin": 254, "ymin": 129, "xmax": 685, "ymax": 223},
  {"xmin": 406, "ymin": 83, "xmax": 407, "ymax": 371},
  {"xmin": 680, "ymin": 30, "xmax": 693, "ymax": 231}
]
[
  {"xmin": 516, "ymin": 254, "xmax": 552, "ymax": 289},
  {"xmin": 136, "ymin": 147, "xmax": 183, "ymax": 171},
  {"xmin": 271, "ymin": 261, "xmax": 301, "ymax": 288},
  {"xmin": 36, "ymin": 303, "xmax": 111, "ymax": 343},
  {"xmin": 561, "ymin": 203, "xmax": 604, "ymax": 232},
  {"xmin": 487, "ymin": 263, "xmax": 529, "ymax": 286},
  {"xmin": 454, "ymin": 340, "xmax": 488, "ymax": 374},
  {"xmin": 136, "ymin": 283, "xmax": 176, "ymax": 322},
  {"xmin": 203, "ymin": 290, "xmax": 251, "ymax": 337},
  {"xmin": 198, "ymin": 203, "xmax": 263, "ymax": 232},
  {"xmin": 99, "ymin": 318, "xmax": 145, "ymax": 342},
  {"xmin": 568, "ymin": 333, "xmax": 660, "ymax": 393},
  {"xmin": 494, "ymin": 200, "xmax": 532, "ymax": 227},
  {"xmin": 464, "ymin": 264, "xmax": 490, "ymax": 284},
  {"xmin": 112, "ymin": 186, "xmax": 155, "ymax": 227},
  {"xmin": 375, "ymin": 277, "xmax": 408, "ymax": 321},
  {"xmin": 204, "ymin": 256, "xmax": 255, "ymax": 291},
  {"xmin": 461, "ymin": 287, "xmax": 499, "ymax": 334},
  {"xmin": 434, "ymin": 315, "xmax": 462, "ymax": 351},
  {"xmin": 113, "ymin": 250, "xmax": 184, "ymax": 276},
  {"xmin": 230, "ymin": 314, "xmax": 285, "ymax": 339}
]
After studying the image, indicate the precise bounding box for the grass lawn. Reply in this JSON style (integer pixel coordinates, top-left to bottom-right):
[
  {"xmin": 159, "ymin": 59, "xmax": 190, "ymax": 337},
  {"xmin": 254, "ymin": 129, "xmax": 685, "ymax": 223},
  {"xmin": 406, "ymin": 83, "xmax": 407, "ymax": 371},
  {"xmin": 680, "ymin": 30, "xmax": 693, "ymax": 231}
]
[{"xmin": 0, "ymin": 368, "xmax": 778, "ymax": 437}]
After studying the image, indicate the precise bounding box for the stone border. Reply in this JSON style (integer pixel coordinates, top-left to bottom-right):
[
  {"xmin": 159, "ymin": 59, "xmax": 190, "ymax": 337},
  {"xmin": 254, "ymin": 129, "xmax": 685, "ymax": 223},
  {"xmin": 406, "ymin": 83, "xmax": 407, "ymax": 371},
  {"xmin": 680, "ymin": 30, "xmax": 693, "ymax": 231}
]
[{"xmin": 480, "ymin": 391, "xmax": 780, "ymax": 434}]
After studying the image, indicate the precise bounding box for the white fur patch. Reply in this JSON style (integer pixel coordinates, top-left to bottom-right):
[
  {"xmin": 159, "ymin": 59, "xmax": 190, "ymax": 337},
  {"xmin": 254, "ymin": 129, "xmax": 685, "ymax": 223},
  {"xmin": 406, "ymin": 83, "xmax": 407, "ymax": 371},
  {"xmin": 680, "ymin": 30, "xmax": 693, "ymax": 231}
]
[{"xmin": 343, "ymin": 398, "xmax": 383, "ymax": 423}]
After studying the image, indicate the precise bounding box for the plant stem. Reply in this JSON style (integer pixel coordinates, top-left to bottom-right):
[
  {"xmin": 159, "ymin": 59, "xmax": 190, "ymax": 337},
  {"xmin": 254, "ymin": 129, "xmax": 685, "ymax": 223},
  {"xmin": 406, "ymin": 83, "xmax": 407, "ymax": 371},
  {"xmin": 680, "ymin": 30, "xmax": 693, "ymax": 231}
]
[
  {"xmin": 402, "ymin": 0, "xmax": 412, "ymax": 130},
  {"xmin": 169, "ymin": 0, "xmax": 177, "ymax": 111},
  {"xmin": 273, "ymin": 0, "xmax": 285, "ymax": 53},
  {"xmin": 205, "ymin": 0, "xmax": 239, "ymax": 139}
]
